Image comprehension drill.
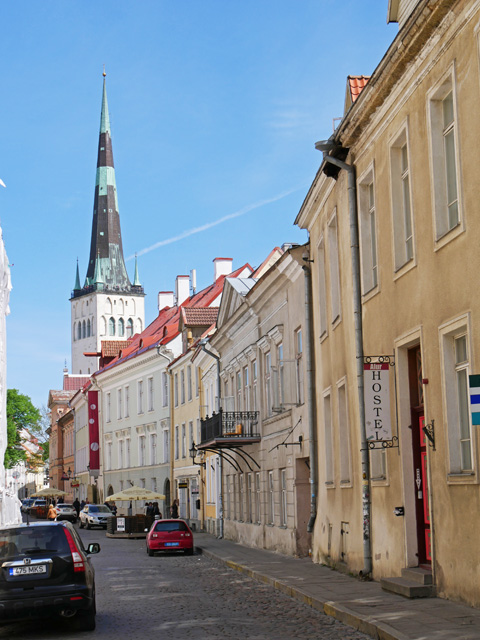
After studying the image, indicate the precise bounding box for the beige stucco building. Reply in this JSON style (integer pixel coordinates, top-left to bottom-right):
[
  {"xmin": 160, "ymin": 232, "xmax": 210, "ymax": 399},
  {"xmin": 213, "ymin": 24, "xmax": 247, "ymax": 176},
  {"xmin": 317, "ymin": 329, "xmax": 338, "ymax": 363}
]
[{"xmin": 296, "ymin": 0, "xmax": 480, "ymax": 606}]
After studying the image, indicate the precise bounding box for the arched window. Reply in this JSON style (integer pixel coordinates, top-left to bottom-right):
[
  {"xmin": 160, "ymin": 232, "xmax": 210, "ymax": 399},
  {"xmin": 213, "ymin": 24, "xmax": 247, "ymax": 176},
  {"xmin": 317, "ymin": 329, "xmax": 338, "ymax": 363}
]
[
  {"xmin": 87, "ymin": 319, "xmax": 91, "ymax": 337},
  {"xmin": 136, "ymin": 318, "xmax": 143, "ymax": 333},
  {"xmin": 105, "ymin": 297, "xmax": 112, "ymax": 315},
  {"xmin": 118, "ymin": 298, "xmax": 124, "ymax": 315},
  {"xmin": 82, "ymin": 320, "xmax": 86, "ymax": 339},
  {"xmin": 108, "ymin": 317, "xmax": 115, "ymax": 336},
  {"xmin": 73, "ymin": 323, "xmax": 76, "ymax": 341},
  {"xmin": 77, "ymin": 322, "xmax": 82, "ymax": 340},
  {"xmin": 118, "ymin": 318, "xmax": 125, "ymax": 337},
  {"xmin": 100, "ymin": 316, "xmax": 106, "ymax": 336},
  {"xmin": 126, "ymin": 318, "xmax": 134, "ymax": 338}
]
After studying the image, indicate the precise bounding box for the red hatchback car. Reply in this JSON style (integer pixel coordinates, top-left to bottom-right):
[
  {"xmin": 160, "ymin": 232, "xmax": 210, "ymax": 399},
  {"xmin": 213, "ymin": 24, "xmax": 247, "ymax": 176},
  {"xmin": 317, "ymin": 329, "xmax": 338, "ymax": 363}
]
[{"xmin": 146, "ymin": 519, "xmax": 194, "ymax": 556}]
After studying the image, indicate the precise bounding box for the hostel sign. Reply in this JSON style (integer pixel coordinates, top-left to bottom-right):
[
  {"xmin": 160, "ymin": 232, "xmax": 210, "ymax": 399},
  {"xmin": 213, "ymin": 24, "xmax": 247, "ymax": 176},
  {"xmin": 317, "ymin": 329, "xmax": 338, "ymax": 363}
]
[{"xmin": 364, "ymin": 362, "xmax": 392, "ymax": 442}]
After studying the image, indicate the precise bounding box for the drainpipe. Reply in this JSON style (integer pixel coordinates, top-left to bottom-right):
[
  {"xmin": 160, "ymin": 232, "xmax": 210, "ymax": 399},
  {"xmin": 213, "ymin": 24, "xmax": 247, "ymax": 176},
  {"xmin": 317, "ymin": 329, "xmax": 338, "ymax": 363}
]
[
  {"xmin": 199, "ymin": 340, "xmax": 223, "ymax": 539},
  {"xmin": 317, "ymin": 151, "xmax": 372, "ymax": 577},
  {"xmin": 157, "ymin": 346, "xmax": 174, "ymax": 514},
  {"xmin": 302, "ymin": 257, "xmax": 318, "ymax": 533}
]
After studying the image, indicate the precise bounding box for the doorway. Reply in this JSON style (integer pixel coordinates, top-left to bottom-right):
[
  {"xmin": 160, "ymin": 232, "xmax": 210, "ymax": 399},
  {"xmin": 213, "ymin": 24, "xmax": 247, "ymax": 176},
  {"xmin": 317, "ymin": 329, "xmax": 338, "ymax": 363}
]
[{"xmin": 408, "ymin": 346, "xmax": 431, "ymax": 565}]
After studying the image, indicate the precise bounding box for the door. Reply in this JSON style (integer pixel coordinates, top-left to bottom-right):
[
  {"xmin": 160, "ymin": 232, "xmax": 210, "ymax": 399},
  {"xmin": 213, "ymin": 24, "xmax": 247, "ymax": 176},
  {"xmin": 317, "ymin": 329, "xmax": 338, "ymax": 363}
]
[{"xmin": 408, "ymin": 346, "xmax": 431, "ymax": 565}]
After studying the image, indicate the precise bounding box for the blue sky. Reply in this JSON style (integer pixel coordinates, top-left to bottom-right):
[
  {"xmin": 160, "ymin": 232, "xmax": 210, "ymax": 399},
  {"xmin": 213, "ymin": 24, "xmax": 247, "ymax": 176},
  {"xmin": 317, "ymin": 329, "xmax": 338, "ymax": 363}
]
[{"xmin": 0, "ymin": 1, "xmax": 397, "ymax": 409}]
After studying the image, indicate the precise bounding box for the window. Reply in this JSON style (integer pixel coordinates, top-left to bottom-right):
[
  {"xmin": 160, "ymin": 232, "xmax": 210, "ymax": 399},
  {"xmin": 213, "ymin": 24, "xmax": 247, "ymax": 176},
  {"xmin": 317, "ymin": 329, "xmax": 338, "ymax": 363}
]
[
  {"xmin": 139, "ymin": 436, "xmax": 146, "ymax": 467},
  {"xmin": 338, "ymin": 382, "xmax": 351, "ymax": 483},
  {"xmin": 137, "ymin": 380, "xmax": 144, "ymax": 414},
  {"xmin": 189, "ymin": 421, "xmax": 193, "ymax": 451},
  {"xmin": 125, "ymin": 386, "xmax": 130, "ymax": 418},
  {"xmin": 252, "ymin": 360, "xmax": 257, "ymax": 411},
  {"xmin": 147, "ymin": 377, "xmax": 154, "ymax": 412},
  {"xmin": 295, "ymin": 329, "xmax": 304, "ymax": 405},
  {"xmin": 118, "ymin": 440, "xmax": 124, "ymax": 469},
  {"xmin": 126, "ymin": 318, "xmax": 134, "ymax": 338},
  {"xmin": 247, "ymin": 473, "xmax": 253, "ymax": 523},
  {"xmin": 150, "ymin": 433, "xmax": 157, "ymax": 465},
  {"xmin": 239, "ymin": 474, "xmax": 244, "ymax": 521},
  {"xmin": 163, "ymin": 428, "xmax": 170, "ymax": 464},
  {"xmin": 185, "ymin": 365, "xmax": 191, "ymax": 402},
  {"xmin": 174, "ymin": 373, "xmax": 178, "ymax": 407},
  {"xmin": 226, "ymin": 475, "xmax": 232, "ymax": 520},
  {"xmin": 181, "ymin": 424, "xmax": 186, "ymax": 458},
  {"xmin": 267, "ymin": 471, "xmax": 274, "ymax": 525},
  {"xmin": 87, "ymin": 319, "xmax": 91, "ymax": 337},
  {"xmin": 162, "ymin": 372, "xmax": 169, "ymax": 407},
  {"xmin": 106, "ymin": 393, "xmax": 111, "ymax": 423},
  {"xmin": 265, "ymin": 352, "xmax": 272, "ymax": 417},
  {"xmin": 125, "ymin": 438, "xmax": 131, "ymax": 468},
  {"xmin": 106, "ymin": 442, "xmax": 112, "ymax": 471},
  {"xmin": 442, "ymin": 323, "xmax": 473, "ymax": 473},
  {"xmin": 328, "ymin": 211, "xmax": 341, "ymax": 322},
  {"xmin": 255, "ymin": 472, "xmax": 261, "ymax": 524},
  {"xmin": 82, "ymin": 320, "xmax": 86, "ymax": 339},
  {"xmin": 428, "ymin": 72, "xmax": 461, "ymax": 240},
  {"xmin": 358, "ymin": 171, "xmax": 378, "ymax": 293},
  {"xmin": 117, "ymin": 389, "xmax": 122, "ymax": 420},
  {"xmin": 323, "ymin": 392, "xmax": 334, "ymax": 484},
  {"xmin": 278, "ymin": 343, "xmax": 285, "ymax": 407},
  {"xmin": 175, "ymin": 426, "xmax": 179, "ymax": 460},
  {"xmin": 118, "ymin": 317, "xmax": 125, "ymax": 337},
  {"xmin": 317, "ymin": 238, "xmax": 328, "ymax": 336},
  {"xmin": 180, "ymin": 370, "xmax": 185, "ymax": 404},
  {"xmin": 243, "ymin": 366, "xmax": 250, "ymax": 411},
  {"xmin": 77, "ymin": 323, "xmax": 82, "ymax": 340},
  {"xmin": 390, "ymin": 129, "xmax": 414, "ymax": 269},
  {"xmin": 108, "ymin": 317, "xmax": 115, "ymax": 336},
  {"xmin": 280, "ymin": 469, "xmax": 287, "ymax": 527},
  {"xmin": 236, "ymin": 371, "xmax": 242, "ymax": 410},
  {"xmin": 195, "ymin": 366, "xmax": 199, "ymax": 398}
]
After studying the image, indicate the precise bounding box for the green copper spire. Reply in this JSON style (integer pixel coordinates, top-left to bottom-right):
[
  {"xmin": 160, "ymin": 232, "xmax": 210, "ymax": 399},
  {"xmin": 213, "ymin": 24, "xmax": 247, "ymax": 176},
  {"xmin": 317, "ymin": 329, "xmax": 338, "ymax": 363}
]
[
  {"xmin": 74, "ymin": 259, "xmax": 81, "ymax": 291},
  {"xmin": 93, "ymin": 252, "xmax": 104, "ymax": 286},
  {"xmin": 99, "ymin": 75, "xmax": 111, "ymax": 135},
  {"xmin": 133, "ymin": 254, "xmax": 141, "ymax": 287}
]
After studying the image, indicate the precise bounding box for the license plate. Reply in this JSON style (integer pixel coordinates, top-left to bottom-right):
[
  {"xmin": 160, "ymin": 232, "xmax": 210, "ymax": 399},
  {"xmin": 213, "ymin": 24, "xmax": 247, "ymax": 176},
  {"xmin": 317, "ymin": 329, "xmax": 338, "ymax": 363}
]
[
  {"xmin": 165, "ymin": 542, "xmax": 179, "ymax": 547},
  {"xmin": 10, "ymin": 565, "xmax": 47, "ymax": 576}
]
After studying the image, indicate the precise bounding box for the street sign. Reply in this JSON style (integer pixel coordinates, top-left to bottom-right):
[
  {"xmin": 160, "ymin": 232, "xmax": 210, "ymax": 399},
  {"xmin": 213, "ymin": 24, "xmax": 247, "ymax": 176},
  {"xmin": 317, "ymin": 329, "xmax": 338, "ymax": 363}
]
[
  {"xmin": 117, "ymin": 517, "xmax": 125, "ymax": 532},
  {"xmin": 364, "ymin": 362, "xmax": 392, "ymax": 441}
]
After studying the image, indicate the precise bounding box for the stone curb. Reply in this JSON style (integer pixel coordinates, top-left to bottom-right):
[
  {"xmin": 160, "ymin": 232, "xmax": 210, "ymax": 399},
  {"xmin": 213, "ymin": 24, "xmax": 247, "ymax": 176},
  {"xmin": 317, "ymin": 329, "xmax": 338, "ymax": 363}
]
[{"xmin": 198, "ymin": 546, "xmax": 408, "ymax": 640}]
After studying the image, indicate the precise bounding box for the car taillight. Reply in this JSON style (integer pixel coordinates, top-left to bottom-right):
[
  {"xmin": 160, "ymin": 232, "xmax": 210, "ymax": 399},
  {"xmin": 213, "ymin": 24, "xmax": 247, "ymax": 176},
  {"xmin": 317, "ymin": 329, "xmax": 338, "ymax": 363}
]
[
  {"xmin": 185, "ymin": 533, "xmax": 191, "ymax": 537},
  {"xmin": 63, "ymin": 528, "xmax": 85, "ymax": 573}
]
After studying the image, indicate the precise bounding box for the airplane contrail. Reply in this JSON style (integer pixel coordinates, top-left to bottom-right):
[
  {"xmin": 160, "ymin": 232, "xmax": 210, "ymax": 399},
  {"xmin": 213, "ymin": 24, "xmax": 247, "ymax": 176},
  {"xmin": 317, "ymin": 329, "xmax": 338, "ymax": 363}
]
[{"xmin": 127, "ymin": 185, "xmax": 305, "ymax": 261}]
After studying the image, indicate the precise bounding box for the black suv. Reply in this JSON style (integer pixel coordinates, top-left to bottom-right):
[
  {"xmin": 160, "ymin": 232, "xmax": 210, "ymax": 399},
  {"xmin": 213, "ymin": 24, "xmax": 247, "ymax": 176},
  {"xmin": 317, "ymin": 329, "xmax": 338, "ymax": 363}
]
[{"xmin": 0, "ymin": 521, "xmax": 100, "ymax": 630}]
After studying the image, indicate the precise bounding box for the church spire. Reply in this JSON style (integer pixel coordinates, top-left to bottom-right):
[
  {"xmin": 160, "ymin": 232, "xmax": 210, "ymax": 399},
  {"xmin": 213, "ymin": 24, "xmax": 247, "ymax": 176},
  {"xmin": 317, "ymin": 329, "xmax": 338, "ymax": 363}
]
[
  {"xmin": 133, "ymin": 253, "xmax": 141, "ymax": 287},
  {"xmin": 84, "ymin": 73, "xmax": 131, "ymax": 291},
  {"xmin": 73, "ymin": 259, "xmax": 81, "ymax": 292}
]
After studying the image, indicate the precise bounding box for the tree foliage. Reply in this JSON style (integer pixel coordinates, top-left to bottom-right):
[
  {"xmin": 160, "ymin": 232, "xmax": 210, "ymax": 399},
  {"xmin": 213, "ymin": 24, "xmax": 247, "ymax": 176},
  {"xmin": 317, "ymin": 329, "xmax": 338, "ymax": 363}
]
[{"xmin": 4, "ymin": 389, "xmax": 42, "ymax": 469}]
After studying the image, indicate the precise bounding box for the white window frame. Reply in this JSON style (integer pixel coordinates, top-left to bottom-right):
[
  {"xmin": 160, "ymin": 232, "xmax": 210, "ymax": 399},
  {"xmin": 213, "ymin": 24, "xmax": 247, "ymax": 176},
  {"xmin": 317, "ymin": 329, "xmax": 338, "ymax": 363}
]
[
  {"xmin": 137, "ymin": 380, "xmax": 144, "ymax": 415},
  {"xmin": 390, "ymin": 125, "xmax": 415, "ymax": 271},
  {"xmin": 150, "ymin": 433, "xmax": 157, "ymax": 466},
  {"xmin": 267, "ymin": 470, "xmax": 275, "ymax": 525},
  {"xmin": 280, "ymin": 468, "xmax": 287, "ymax": 527},
  {"xmin": 440, "ymin": 315, "xmax": 474, "ymax": 476},
  {"xmin": 147, "ymin": 377, "xmax": 154, "ymax": 412},
  {"xmin": 106, "ymin": 392, "xmax": 111, "ymax": 423},
  {"xmin": 162, "ymin": 372, "xmax": 169, "ymax": 407},
  {"xmin": 117, "ymin": 388, "xmax": 123, "ymax": 420},
  {"xmin": 337, "ymin": 379, "xmax": 351, "ymax": 484},
  {"xmin": 328, "ymin": 209, "xmax": 341, "ymax": 324},
  {"xmin": 427, "ymin": 65, "xmax": 462, "ymax": 245},
  {"xmin": 317, "ymin": 236, "xmax": 328, "ymax": 338},
  {"xmin": 125, "ymin": 386, "xmax": 130, "ymax": 418},
  {"xmin": 358, "ymin": 165, "xmax": 379, "ymax": 294},
  {"xmin": 323, "ymin": 390, "xmax": 334, "ymax": 485},
  {"xmin": 187, "ymin": 366, "xmax": 192, "ymax": 402}
]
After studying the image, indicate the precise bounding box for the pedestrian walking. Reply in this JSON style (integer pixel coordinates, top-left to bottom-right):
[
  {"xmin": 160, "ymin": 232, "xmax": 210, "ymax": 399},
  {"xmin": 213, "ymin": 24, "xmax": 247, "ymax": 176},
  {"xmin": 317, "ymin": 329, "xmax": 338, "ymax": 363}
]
[
  {"xmin": 170, "ymin": 499, "xmax": 179, "ymax": 518},
  {"xmin": 47, "ymin": 504, "xmax": 57, "ymax": 521},
  {"xmin": 73, "ymin": 498, "xmax": 80, "ymax": 517}
]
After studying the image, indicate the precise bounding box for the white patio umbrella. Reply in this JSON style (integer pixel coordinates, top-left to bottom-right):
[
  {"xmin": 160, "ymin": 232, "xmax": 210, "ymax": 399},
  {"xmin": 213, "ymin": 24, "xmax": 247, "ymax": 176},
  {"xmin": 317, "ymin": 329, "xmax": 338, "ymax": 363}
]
[{"xmin": 106, "ymin": 486, "xmax": 166, "ymax": 502}]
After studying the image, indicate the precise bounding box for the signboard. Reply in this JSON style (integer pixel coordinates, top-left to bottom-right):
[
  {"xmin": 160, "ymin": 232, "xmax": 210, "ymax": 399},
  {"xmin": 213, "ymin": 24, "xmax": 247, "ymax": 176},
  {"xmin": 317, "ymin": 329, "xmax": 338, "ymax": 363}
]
[
  {"xmin": 117, "ymin": 517, "xmax": 125, "ymax": 532},
  {"xmin": 178, "ymin": 482, "xmax": 188, "ymax": 489},
  {"xmin": 364, "ymin": 363, "xmax": 392, "ymax": 441},
  {"xmin": 469, "ymin": 375, "xmax": 480, "ymax": 425},
  {"xmin": 87, "ymin": 390, "xmax": 100, "ymax": 472}
]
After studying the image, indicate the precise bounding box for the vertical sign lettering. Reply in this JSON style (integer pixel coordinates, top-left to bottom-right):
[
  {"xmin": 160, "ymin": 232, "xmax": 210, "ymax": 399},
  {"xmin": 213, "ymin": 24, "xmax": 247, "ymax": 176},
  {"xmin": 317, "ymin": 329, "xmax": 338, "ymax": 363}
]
[
  {"xmin": 88, "ymin": 390, "xmax": 100, "ymax": 471},
  {"xmin": 364, "ymin": 363, "xmax": 391, "ymax": 441}
]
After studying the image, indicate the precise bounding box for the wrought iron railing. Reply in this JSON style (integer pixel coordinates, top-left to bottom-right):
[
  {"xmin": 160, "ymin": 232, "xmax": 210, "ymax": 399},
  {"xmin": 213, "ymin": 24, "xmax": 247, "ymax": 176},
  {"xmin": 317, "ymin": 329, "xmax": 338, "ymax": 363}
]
[
  {"xmin": 200, "ymin": 410, "xmax": 260, "ymax": 444},
  {"xmin": 71, "ymin": 284, "xmax": 144, "ymax": 299}
]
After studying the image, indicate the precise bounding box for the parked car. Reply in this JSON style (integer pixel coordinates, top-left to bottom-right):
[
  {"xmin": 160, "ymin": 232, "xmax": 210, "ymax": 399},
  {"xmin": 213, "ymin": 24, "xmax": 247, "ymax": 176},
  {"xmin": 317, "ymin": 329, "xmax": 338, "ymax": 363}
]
[
  {"xmin": 0, "ymin": 520, "xmax": 100, "ymax": 630},
  {"xmin": 145, "ymin": 519, "xmax": 194, "ymax": 556},
  {"xmin": 55, "ymin": 504, "xmax": 77, "ymax": 523},
  {"xmin": 20, "ymin": 499, "xmax": 35, "ymax": 513},
  {"xmin": 79, "ymin": 505, "xmax": 114, "ymax": 529}
]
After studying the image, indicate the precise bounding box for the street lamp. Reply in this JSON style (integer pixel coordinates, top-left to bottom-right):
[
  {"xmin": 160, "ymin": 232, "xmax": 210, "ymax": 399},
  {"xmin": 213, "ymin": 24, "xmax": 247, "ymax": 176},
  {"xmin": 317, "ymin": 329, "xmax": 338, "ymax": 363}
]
[
  {"xmin": 61, "ymin": 468, "xmax": 72, "ymax": 481},
  {"xmin": 189, "ymin": 442, "xmax": 205, "ymax": 469}
]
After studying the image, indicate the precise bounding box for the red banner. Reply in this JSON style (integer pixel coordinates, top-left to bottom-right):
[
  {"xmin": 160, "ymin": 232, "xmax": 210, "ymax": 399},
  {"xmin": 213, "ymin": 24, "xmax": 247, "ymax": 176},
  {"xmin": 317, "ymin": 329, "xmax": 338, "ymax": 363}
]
[{"xmin": 88, "ymin": 390, "xmax": 100, "ymax": 471}]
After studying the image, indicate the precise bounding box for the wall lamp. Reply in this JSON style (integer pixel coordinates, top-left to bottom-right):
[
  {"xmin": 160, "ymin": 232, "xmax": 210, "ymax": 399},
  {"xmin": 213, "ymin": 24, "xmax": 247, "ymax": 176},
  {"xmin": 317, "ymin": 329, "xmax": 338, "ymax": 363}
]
[{"xmin": 189, "ymin": 441, "xmax": 206, "ymax": 469}]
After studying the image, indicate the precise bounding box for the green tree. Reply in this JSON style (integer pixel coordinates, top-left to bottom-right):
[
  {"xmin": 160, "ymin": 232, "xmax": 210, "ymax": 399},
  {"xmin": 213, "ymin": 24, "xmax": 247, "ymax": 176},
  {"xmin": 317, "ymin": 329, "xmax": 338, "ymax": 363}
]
[{"xmin": 5, "ymin": 389, "xmax": 41, "ymax": 469}]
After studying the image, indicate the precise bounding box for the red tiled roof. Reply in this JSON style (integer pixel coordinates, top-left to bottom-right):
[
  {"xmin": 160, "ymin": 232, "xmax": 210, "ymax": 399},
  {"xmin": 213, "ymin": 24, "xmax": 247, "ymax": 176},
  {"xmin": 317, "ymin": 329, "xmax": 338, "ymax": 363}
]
[
  {"xmin": 347, "ymin": 75, "xmax": 370, "ymax": 104},
  {"xmin": 95, "ymin": 262, "xmax": 253, "ymax": 375},
  {"xmin": 181, "ymin": 307, "xmax": 219, "ymax": 326},
  {"xmin": 62, "ymin": 377, "xmax": 90, "ymax": 392},
  {"xmin": 101, "ymin": 340, "xmax": 132, "ymax": 357}
]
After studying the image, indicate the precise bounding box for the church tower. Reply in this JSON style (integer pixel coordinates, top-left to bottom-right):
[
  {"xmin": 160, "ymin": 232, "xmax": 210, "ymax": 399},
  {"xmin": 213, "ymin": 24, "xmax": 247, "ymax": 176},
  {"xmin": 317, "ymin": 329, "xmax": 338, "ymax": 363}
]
[{"xmin": 70, "ymin": 74, "xmax": 145, "ymax": 375}]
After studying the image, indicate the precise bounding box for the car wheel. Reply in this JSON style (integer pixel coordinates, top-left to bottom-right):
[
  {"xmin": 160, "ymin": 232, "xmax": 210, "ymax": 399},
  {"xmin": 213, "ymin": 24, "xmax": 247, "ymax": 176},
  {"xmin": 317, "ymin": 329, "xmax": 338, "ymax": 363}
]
[
  {"xmin": 79, "ymin": 520, "xmax": 84, "ymax": 529},
  {"xmin": 75, "ymin": 593, "xmax": 96, "ymax": 631},
  {"xmin": 184, "ymin": 548, "xmax": 194, "ymax": 556},
  {"xmin": 148, "ymin": 546, "xmax": 154, "ymax": 557},
  {"xmin": 86, "ymin": 522, "xmax": 91, "ymax": 530}
]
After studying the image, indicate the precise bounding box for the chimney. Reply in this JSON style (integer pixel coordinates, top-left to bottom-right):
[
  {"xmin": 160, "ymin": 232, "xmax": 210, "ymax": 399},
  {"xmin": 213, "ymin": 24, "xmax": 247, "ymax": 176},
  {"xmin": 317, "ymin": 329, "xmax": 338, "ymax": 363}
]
[
  {"xmin": 213, "ymin": 257, "xmax": 233, "ymax": 281},
  {"xmin": 176, "ymin": 275, "xmax": 190, "ymax": 306},
  {"xmin": 158, "ymin": 291, "xmax": 175, "ymax": 311}
]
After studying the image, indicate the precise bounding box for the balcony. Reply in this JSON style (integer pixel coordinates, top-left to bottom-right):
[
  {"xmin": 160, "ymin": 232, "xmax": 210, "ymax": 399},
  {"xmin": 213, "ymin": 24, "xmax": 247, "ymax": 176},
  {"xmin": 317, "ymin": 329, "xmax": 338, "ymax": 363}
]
[{"xmin": 199, "ymin": 410, "xmax": 260, "ymax": 449}]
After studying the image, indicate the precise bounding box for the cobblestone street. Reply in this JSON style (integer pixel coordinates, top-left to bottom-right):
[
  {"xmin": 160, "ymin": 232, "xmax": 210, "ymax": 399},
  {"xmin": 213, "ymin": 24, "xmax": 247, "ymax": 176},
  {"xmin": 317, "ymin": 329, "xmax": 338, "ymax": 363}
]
[{"xmin": 0, "ymin": 527, "xmax": 369, "ymax": 640}]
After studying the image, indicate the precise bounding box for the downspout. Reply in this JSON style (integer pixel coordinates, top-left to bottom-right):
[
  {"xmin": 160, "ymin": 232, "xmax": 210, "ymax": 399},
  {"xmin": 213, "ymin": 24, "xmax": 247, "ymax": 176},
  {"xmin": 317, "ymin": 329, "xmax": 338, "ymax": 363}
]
[
  {"xmin": 302, "ymin": 257, "xmax": 318, "ymax": 533},
  {"xmin": 320, "ymin": 153, "xmax": 372, "ymax": 577},
  {"xmin": 157, "ymin": 346, "xmax": 174, "ymax": 514},
  {"xmin": 199, "ymin": 342, "xmax": 223, "ymax": 539}
]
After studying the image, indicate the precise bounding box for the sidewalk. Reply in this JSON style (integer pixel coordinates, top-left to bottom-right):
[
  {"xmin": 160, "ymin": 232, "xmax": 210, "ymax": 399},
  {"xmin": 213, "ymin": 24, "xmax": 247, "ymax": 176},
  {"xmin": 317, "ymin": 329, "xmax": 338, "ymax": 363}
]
[{"xmin": 195, "ymin": 533, "xmax": 480, "ymax": 640}]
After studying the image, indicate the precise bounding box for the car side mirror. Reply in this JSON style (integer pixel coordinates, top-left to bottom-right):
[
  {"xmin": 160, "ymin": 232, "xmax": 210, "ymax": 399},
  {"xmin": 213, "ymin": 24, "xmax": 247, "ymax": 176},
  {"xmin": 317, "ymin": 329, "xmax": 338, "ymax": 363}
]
[{"xmin": 87, "ymin": 543, "xmax": 101, "ymax": 554}]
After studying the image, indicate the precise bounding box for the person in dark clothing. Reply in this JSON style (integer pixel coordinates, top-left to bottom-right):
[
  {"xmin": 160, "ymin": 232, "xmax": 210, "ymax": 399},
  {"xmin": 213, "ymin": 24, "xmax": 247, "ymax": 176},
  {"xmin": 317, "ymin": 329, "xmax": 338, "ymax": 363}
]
[
  {"xmin": 73, "ymin": 499, "xmax": 81, "ymax": 517},
  {"xmin": 170, "ymin": 499, "xmax": 179, "ymax": 518}
]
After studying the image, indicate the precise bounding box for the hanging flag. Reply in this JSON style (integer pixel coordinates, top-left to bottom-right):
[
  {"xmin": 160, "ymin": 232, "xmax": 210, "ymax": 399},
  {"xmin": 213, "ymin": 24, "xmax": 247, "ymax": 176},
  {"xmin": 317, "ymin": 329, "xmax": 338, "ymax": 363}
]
[{"xmin": 469, "ymin": 375, "xmax": 480, "ymax": 425}]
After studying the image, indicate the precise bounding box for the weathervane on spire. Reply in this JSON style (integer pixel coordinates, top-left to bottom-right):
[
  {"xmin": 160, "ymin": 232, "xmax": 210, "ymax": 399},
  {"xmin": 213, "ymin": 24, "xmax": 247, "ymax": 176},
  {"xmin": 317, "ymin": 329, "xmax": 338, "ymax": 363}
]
[{"xmin": 103, "ymin": 64, "xmax": 106, "ymax": 78}]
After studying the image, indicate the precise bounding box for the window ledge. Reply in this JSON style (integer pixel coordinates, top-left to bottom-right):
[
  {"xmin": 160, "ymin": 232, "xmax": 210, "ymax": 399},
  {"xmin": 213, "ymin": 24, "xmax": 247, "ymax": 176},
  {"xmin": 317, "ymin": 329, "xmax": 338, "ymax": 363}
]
[
  {"xmin": 447, "ymin": 472, "xmax": 477, "ymax": 485},
  {"xmin": 393, "ymin": 257, "xmax": 416, "ymax": 282},
  {"xmin": 434, "ymin": 222, "xmax": 464, "ymax": 252}
]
